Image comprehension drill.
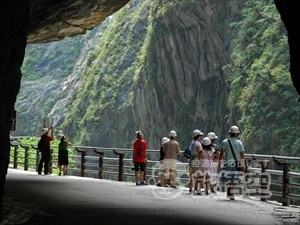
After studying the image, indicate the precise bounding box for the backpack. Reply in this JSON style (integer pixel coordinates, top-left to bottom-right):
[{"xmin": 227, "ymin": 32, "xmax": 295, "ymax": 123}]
[
  {"xmin": 183, "ymin": 146, "xmax": 191, "ymax": 159},
  {"xmin": 37, "ymin": 137, "xmax": 45, "ymax": 152}
]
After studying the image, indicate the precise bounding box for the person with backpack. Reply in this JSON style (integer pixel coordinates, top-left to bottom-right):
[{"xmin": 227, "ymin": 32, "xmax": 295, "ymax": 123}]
[
  {"xmin": 37, "ymin": 127, "xmax": 54, "ymax": 175},
  {"xmin": 156, "ymin": 137, "xmax": 169, "ymax": 187},
  {"xmin": 57, "ymin": 134, "xmax": 72, "ymax": 176}
]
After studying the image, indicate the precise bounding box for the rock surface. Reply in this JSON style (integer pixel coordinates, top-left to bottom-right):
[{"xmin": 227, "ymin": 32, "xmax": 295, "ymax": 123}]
[{"xmin": 27, "ymin": 0, "xmax": 130, "ymax": 43}]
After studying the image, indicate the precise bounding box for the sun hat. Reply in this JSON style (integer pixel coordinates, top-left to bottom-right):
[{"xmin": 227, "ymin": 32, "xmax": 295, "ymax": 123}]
[
  {"xmin": 58, "ymin": 134, "xmax": 65, "ymax": 139},
  {"xmin": 207, "ymin": 132, "xmax": 218, "ymax": 140},
  {"xmin": 41, "ymin": 128, "xmax": 48, "ymax": 134},
  {"xmin": 229, "ymin": 126, "xmax": 239, "ymax": 134},
  {"xmin": 202, "ymin": 137, "xmax": 211, "ymax": 146},
  {"xmin": 135, "ymin": 130, "xmax": 142, "ymax": 138},
  {"xmin": 169, "ymin": 130, "xmax": 177, "ymax": 137},
  {"xmin": 193, "ymin": 129, "xmax": 204, "ymax": 137},
  {"xmin": 161, "ymin": 137, "xmax": 169, "ymax": 145}
]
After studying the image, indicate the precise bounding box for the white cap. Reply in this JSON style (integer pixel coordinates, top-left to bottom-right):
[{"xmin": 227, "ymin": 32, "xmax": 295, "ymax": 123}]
[
  {"xmin": 169, "ymin": 130, "xmax": 177, "ymax": 137},
  {"xmin": 193, "ymin": 129, "xmax": 204, "ymax": 137},
  {"xmin": 229, "ymin": 125, "xmax": 240, "ymax": 134},
  {"xmin": 58, "ymin": 134, "xmax": 64, "ymax": 139},
  {"xmin": 41, "ymin": 128, "xmax": 48, "ymax": 134},
  {"xmin": 207, "ymin": 132, "xmax": 218, "ymax": 140},
  {"xmin": 161, "ymin": 137, "xmax": 169, "ymax": 145},
  {"xmin": 202, "ymin": 137, "xmax": 211, "ymax": 146}
]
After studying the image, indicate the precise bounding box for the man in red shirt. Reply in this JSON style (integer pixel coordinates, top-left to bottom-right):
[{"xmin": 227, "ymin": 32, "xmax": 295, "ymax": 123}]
[
  {"xmin": 37, "ymin": 127, "xmax": 54, "ymax": 175},
  {"xmin": 132, "ymin": 131, "xmax": 147, "ymax": 185}
]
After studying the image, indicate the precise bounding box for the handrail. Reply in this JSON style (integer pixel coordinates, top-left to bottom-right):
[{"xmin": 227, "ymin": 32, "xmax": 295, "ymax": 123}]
[
  {"xmin": 245, "ymin": 154, "xmax": 300, "ymax": 162},
  {"xmin": 9, "ymin": 142, "xmax": 300, "ymax": 206}
]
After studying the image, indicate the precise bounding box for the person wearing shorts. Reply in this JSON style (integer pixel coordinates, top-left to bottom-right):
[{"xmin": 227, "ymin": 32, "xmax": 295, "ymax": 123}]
[
  {"xmin": 132, "ymin": 131, "xmax": 148, "ymax": 185},
  {"xmin": 162, "ymin": 130, "xmax": 181, "ymax": 188}
]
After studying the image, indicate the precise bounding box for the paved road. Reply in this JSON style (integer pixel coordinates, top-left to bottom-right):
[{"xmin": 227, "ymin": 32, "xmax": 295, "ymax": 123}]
[{"xmin": 1, "ymin": 169, "xmax": 299, "ymax": 225}]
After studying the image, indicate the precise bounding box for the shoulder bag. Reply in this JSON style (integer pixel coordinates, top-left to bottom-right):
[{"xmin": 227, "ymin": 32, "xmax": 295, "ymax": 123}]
[{"xmin": 227, "ymin": 139, "xmax": 243, "ymax": 171}]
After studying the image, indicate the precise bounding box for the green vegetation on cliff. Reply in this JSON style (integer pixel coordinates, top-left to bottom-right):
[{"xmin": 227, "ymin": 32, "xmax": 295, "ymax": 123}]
[
  {"xmin": 19, "ymin": 0, "xmax": 299, "ymax": 159},
  {"xmin": 61, "ymin": 1, "xmax": 152, "ymax": 147},
  {"xmin": 223, "ymin": 0, "xmax": 300, "ymax": 158}
]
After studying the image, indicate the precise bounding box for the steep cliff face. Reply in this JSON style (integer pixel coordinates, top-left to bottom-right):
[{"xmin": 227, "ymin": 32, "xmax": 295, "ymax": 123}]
[
  {"xmin": 132, "ymin": 1, "xmax": 244, "ymax": 146},
  {"xmin": 17, "ymin": 0, "xmax": 298, "ymax": 153},
  {"xmin": 17, "ymin": 24, "xmax": 109, "ymax": 135},
  {"xmin": 41, "ymin": 0, "xmax": 244, "ymax": 148}
]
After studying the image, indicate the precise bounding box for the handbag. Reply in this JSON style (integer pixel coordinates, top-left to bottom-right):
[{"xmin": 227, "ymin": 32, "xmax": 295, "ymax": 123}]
[{"xmin": 228, "ymin": 139, "xmax": 243, "ymax": 171}]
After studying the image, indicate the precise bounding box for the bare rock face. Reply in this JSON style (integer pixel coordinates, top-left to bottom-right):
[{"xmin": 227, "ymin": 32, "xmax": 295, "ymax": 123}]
[{"xmin": 27, "ymin": 0, "xmax": 129, "ymax": 43}]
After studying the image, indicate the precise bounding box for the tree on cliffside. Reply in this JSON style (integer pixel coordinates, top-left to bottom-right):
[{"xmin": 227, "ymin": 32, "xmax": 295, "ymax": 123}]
[{"xmin": 223, "ymin": 0, "xmax": 300, "ymax": 160}]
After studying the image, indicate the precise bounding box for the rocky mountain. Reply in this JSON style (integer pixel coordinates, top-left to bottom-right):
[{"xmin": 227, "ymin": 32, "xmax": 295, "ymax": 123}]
[{"xmin": 16, "ymin": 0, "xmax": 245, "ymax": 149}]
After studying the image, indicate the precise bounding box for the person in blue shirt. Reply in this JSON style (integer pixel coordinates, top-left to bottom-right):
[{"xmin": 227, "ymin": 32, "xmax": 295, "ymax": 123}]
[{"xmin": 219, "ymin": 125, "xmax": 245, "ymax": 200}]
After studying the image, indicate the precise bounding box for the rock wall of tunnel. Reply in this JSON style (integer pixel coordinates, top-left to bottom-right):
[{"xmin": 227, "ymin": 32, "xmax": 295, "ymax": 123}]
[{"xmin": 274, "ymin": 0, "xmax": 300, "ymax": 100}]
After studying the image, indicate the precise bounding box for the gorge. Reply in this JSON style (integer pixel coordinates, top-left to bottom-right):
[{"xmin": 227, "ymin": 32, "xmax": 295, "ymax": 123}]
[{"xmin": 0, "ymin": 0, "xmax": 299, "ymax": 214}]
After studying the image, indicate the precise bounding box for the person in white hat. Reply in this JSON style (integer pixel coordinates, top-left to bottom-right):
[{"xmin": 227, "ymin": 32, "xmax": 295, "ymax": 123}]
[
  {"xmin": 37, "ymin": 126, "xmax": 54, "ymax": 175},
  {"xmin": 206, "ymin": 132, "xmax": 220, "ymax": 193},
  {"xmin": 162, "ymin": 130, "xmax": 181, "ymax": 188},
  {"xmin": 219, "ymin": 125, "xmax": 245, "ymax": 200},
  {"xmin": 132, "ymin": 131, "xmax": 148, "ymax": 185},
  {"xmin": 199, "ymin": 137, "xmax": 217, "ymax": 195},
  {"xmin": 57, "ymin": 134, "xmax": 72, "ymax": 176},
  {"xmin": 188, "ymin": 129, "xmax": 204, "ymax": 194}
]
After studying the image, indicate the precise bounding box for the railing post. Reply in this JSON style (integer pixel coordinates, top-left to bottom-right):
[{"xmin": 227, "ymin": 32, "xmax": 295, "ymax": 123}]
[
  {"xmin": 282, "ymin": 162, "xmax": 290, "ymax": 206},
  {"xmin": 113, "ymin": 149, "xmax": 124, "ymax": 181},
  {"xmin": 93, "ymin": 148, "xmax": 104, "ymax": 179},
  {"xmin": 13, "ymin": 145, "xmax": 18, "ymax": 169},
  {"xmin": 260, "ymin": 159, "xmax": 269, "ymax": 202},
  {"xmin": 273, "ymin": 157, "xmax": 290, "ymax": 206},
  {"xmin": 23, "ymin": 146, "xmax": 29, "ymax": 171},
  {"xmin": 31, "ymin": 145, "xmax": 40, "ymax": 172},
  {"xmin": 76, "ymin": 148, "xmax": 86, "ymax": 177},
  {"xmin": 49, "ymin": 148, "xmax": 53, "ymax": 174}
]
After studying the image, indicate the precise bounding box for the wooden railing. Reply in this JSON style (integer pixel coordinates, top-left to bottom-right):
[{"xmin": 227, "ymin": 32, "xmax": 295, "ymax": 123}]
[{"xmin": 9, "ymin": 142, "xmax": 300, "ymax": 206}]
